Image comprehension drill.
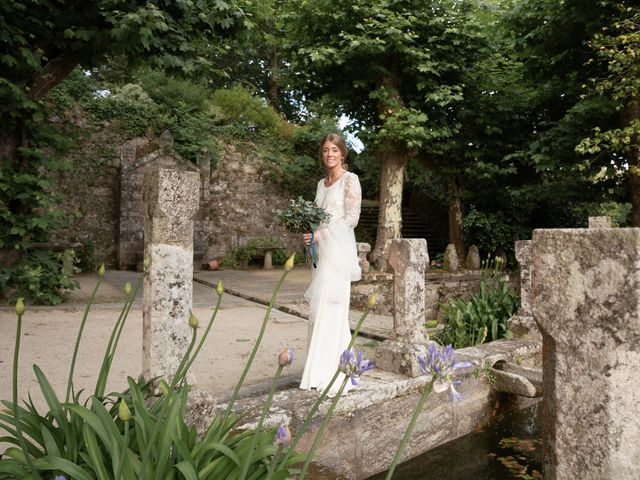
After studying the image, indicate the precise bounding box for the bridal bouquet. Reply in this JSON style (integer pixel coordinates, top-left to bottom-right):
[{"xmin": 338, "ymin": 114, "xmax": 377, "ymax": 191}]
[{"xmin": 276, "ymin": 196, "xmax": 330, "ymax": 233}]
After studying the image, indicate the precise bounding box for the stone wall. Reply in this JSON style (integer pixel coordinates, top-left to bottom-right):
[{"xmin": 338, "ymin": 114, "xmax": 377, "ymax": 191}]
[
  {"xmin": 51, "ymin": 129, "xmax": 122, "ymax": 268},
  {"xmin": 50, "ymin": 134, "xmax": 300, "ymax": 269},
  {"xmin": 207, "ymin": 143, "xmax": 300, "ymax": 260}
]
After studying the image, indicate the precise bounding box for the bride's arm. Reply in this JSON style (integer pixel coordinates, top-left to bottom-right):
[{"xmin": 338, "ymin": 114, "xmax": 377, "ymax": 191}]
[{"xmin": 342, "ymin": 173, "xmax": 362, "ymax": 229}]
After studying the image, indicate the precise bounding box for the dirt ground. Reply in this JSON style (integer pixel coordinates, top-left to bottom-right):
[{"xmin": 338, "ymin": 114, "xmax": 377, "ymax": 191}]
[{"xmin": 1, "ymin": 292, "xmax": 305, "ymax": 413}]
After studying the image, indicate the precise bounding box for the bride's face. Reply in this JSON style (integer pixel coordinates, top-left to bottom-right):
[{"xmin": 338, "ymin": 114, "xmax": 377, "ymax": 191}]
[{"xmin": 322, "ymin": 140, "xmax": 343, "ymax": 170}]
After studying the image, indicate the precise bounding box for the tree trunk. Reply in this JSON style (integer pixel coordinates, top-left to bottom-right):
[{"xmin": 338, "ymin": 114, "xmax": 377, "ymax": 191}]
[
  {"xmin": 625, "ymin": 101, "xmax": 640, "ymax": 226},
  {"xmin": 370, "ymin": 146, "xmax": 409, "ymax": 271},
  {"xmin": 267, "ymin": 45, "xmax": 280, "ymax": 112},
  {"xmin": 447, "ymin": 177, "xmax": 465, "ymax": 260},
  {"xmin": 369, "ymin": 64, "xmax": 411, "ymax": 271}
]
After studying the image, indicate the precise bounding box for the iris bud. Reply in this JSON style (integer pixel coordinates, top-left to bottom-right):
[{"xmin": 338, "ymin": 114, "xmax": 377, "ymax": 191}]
[
  {"xmin": 367, "ymin": 291, "xmax": 379, "ymax": 308},
  {"xmin": 15, "ymin": 297, "xmax": 25, "ymax": 316},
  {"xmin": 118, "ymin": 399, "xmax": 131, "ymax": 421},
  {"xmin": 189, "ymin": 310, "xmax": 199, "ymax": 329},
  {"xmin": 284, "ymin": 253, "xmax": 295, "ymax": 272},
  {"xmin": 278, "ymin": 347, "xmax": 294, "ymax": 367}
]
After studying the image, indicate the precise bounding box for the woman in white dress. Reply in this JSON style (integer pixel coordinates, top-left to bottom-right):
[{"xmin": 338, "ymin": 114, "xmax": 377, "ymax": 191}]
[{"xmin": 300, "ymin": 133, "xmax": 362, "ymax": 393}]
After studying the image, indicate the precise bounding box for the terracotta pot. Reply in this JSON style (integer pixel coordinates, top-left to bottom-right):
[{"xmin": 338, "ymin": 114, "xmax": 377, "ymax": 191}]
[{"xmin": 207, "ymin": 259, "xmax": 219, "ymax": 271}]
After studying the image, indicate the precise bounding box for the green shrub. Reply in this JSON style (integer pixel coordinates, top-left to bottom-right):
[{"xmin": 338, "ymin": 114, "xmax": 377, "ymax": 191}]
[
  {"xmin": 463, "ymin": 206, "xmax": 518, "ymax": 264},
  {"xmin": 271, "ymin": 249, "xmax": 288, "ymax": 266},
  {"xmin": 211, "ymin": 86, "xmax": 283, "ymax": 132},
  {"xmin": 86, "ymin": 87, "xmax": 164, "ymax": 136},
  {"xmin": 2, "ymin": 249, "xmax": 79, "ymax": 305},
  {"xmin": 571, "ymin": 201, "xmax": 632, "ymax": 227},
  {"xmin": 437, "ymin": 270, "xmax": 518, "ymax": 349},
  {"xmin": 134, "ymin": 68, "xmax": 210, "ymax": 114},
  {"xmin": 48, "ymin": 68, "xmax": 101, "ymax": 112},
  {"xmin": 219, "ymin": 236, "xmax": 285, "ymax": 268}
]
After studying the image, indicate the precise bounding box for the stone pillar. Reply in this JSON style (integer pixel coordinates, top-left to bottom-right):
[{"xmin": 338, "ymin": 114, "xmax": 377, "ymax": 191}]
[
  {"xmin": 376, "ymin": 239, "xmax": 429, "ymax": 377},
  {"xmin": 356, "ymin": 242, "xmax": 371, "ymax": 273},
  {"xmin": 465, "ymin": 245, "xmax": 481, "ymax": 270},
  {"xmin": 588, "ymin": 216, "xmax": 611, "ymax": 228},
  {"xmin": 142, "ymin": 167, "xmax": 200, "ymax": 383},
  {"xmin": 443, "ymin": 243, "xmax": 458, "ymax": 272},
  {"xmin": 532, "ymin": 228, "xmax": 640, "ymax": 479},
  {"xmin": 507, "ymin": 240, "xmax": 540, "ymax": 341}
]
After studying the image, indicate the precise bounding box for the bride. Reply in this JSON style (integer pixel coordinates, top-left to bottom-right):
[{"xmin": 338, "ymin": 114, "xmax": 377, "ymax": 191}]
[{"xmin": 300, "ymin": 133, "xmax": 362, "ymax": 393}]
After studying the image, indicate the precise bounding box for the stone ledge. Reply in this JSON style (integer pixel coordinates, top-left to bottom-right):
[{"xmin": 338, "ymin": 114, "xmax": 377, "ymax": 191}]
[{"xmin": 212, "ymin": 338, "xmax": 541, "ymax": 479}]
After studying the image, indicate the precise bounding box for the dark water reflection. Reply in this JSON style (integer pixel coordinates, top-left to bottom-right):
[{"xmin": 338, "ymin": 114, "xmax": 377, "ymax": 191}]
[{"xmin": 367, "ymin": 402, "xmax": 543, "ymax": 480}]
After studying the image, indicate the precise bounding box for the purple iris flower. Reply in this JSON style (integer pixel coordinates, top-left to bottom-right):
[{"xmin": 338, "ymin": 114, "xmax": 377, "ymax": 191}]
[
  {"xmin": 339, "ymin": 349, "xmax": 375, "ymax": 385},
  {"xmin": 417, "ymin": 343, "xmax": 472, "ymax": 402}
]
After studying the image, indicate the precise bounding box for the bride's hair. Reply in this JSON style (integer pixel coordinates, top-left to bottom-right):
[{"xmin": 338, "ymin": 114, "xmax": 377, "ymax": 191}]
[{"xmin": 319, "ymin": 133, "xmax": 349, "ymax": 169}]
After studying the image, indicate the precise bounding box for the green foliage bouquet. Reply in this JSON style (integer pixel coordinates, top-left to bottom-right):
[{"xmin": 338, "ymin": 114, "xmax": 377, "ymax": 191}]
[{"xmin": 276, "ymin": 196, "xmax": 330, "ymax": 234}]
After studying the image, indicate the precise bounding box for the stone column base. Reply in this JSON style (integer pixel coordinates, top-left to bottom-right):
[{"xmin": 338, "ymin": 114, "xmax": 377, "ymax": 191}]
[
  {"xmin": 507, "ymin": 315, "xmax": 541, "ymax": 342},
  {"xmin": 375, "ymin": 340, "xmax": 426, "ymax": 378}
]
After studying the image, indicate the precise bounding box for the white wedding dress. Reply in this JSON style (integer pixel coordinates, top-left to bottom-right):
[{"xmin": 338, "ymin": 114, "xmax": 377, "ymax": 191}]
[{"xmin": 300, "ymin": 172, "xmax": 362, "ymax": 394}]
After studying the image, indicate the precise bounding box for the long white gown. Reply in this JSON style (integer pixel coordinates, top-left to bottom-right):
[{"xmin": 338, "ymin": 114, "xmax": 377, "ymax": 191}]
[{"xmin": 300, "ymin": 171, "xmax": 362, "ymax": 393}]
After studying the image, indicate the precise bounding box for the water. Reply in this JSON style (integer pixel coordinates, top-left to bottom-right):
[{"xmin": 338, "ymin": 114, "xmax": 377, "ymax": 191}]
[{"xmin": 367, "ymin": 402, "xmax": 543, "ymax": 480}]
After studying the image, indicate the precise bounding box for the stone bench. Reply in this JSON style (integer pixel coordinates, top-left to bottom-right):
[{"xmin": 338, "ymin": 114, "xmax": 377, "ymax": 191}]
[{"xmin": 250, "ymin": 247, "xmax": 279, "ymax": 270}]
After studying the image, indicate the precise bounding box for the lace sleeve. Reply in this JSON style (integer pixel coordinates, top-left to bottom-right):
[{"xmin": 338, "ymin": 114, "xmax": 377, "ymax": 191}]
[{"xmin": 343, "ymin": 173, "xmax": 362, "ymax": 229}]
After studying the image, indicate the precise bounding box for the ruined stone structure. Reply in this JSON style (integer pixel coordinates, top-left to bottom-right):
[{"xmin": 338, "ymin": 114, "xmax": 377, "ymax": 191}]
[
  {"xmin": 376, "ymin": 238, "xmax": 429, "ymax": 377},
  {"xmin": 119, "ymin": 132, "xmax": 210, "ymax": 270},
  {"xmin": 532, "ymin": 227, "xmax": 640, "ymax": 479},
  {"xmin": 142, "ymin": 167, "xmax": 199, "ymax": 383}
]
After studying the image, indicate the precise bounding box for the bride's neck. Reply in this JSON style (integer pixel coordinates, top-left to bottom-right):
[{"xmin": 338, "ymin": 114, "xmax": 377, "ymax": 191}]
[{"xmin": 326, "ymin": 166, "xmax": 345, "ymax": 182}]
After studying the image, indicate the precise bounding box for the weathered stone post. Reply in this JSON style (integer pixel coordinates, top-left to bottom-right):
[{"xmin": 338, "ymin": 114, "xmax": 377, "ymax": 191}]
[
  {"xmin": 507, "ymin": 240, "xmax": 541, "ymax": 341},
  {"xmin": 376, "ymin": 239, "xmax": 429, "ymax": 377},
  {"xmin": 443, "ymin": 243, "xmax": 458, "ymax": 272},
  {"xmin": 532, "ymin": 228, "xmax": 640, "ymax": 479},
  {"xmin": 465, "ymin": 245, "xmax": 481, "ymax": 270},
  {"xmin": 142, "ymin": 167, "xmax": 200, "ymax": 383},
  {"xmin": 588, "ymin": 216, "xmax": 611, "ymax": 228}
]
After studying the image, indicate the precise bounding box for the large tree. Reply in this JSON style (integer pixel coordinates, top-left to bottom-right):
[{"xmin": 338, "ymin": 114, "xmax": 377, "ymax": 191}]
[
  {"xmin": 287, "ymin": 0, "xmax": 485, "ymax": 269},
  {"xmin": 577, "ymin": 4, "xmax": 640, "ymax": 225},
  {"xmin": 500, "ymin": 0, "xmax": 627, "ymax": 220}
]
